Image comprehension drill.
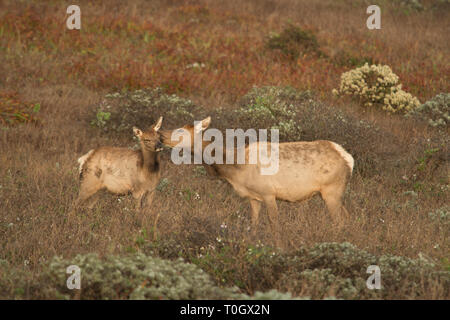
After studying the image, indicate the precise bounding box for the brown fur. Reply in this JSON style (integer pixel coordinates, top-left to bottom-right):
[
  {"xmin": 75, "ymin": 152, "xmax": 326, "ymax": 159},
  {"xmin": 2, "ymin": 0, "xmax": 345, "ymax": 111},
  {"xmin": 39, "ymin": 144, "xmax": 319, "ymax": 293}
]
[
  {"xmin": 161, "ymin": 117, "xmax": 354, "ymax": 242},
  {"xmin": 75, "ymin": 117, "xmax": 163, "ymax": 210}
]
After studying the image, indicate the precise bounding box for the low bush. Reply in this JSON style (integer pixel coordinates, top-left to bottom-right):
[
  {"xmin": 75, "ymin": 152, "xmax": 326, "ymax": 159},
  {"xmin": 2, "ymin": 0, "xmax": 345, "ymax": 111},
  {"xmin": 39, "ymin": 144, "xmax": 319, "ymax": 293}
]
[
  {"xmin": 266, "ymin": 24, "xmax": 322, "ymax": 60},
  {"xmin": 91, "ymin": 88, "xmax": 204, "ymax": 134},
  {"xmin": 234, "ymin": 86, "xmax": 308, "ymax": 141},
  {"xmin": 406, "ymin": 93, "xmax": 449, "ymax": 127},
  {"xmin": 279, "ymin": 242, "xmax": 448, "ymax": 299},
  {"xmin": 0, "ymin": 252, "xmax": 298, "ymax": 300},
  {"xmin": 428, "ymin": 206, "xmax": 450, "ymax": 225},
  {"xmin": 333, "ymin": 63, "xmax": 421, "ymax": 114},
  {"xmin": 146, "ymin": 239, "xmax": 450, "ymax": 299},
  {"xmin": 397, "ymin": 0, "xmax": 424, "ymax": 11},
  {"xmin": 39, "ymin": 253, "xmax": 244, "ymax": 299}
]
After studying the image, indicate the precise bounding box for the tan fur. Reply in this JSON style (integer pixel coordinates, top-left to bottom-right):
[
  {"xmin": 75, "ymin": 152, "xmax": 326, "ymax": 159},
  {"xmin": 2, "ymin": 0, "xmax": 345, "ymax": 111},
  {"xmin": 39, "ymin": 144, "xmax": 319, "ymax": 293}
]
[
  {"xmin": 161, "ymin": 117, "xmax": 354, "ymax": 240},
  {"xmin": 75, "ymin": 117, "xmax": 163, "ymax": 210},
  {"xmin": 77, "ymin": 149, "xmax": 94, "ymax": 176}
]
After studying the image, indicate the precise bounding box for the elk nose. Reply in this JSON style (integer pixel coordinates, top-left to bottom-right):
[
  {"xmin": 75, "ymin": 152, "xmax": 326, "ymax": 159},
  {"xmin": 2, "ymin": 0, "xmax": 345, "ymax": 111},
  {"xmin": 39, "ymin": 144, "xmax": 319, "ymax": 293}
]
[{"xmin": 156, "ymin": 141, "xmax": 163, "ymax": 152}]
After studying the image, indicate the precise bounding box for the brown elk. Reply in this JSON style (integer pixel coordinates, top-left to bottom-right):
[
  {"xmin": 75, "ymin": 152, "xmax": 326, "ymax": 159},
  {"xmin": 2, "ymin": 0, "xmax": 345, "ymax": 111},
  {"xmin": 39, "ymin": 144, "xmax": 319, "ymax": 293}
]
[
  {"xmin": 75, "ymin": 117, "xmax": 164, "ymax": 210},
  {"xmin": 161, "ymin": 117, "xmax": 354, "ymax": 241}
]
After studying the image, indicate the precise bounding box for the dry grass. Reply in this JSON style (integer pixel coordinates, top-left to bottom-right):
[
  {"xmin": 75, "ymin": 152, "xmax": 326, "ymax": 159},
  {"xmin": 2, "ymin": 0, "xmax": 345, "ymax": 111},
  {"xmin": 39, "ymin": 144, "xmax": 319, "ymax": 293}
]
[{"xmin": 0, "ymin": 0, "xmax": 448, "ymax": 299}]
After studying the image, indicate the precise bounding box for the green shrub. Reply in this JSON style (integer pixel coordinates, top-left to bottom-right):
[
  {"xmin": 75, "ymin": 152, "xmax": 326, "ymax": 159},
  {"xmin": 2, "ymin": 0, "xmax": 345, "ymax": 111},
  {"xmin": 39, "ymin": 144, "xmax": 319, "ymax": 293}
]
[
  {"xmin": 146, "ymin": 239, "xmax": 449, "ymax": 299},
  {"xmin": 258, "ymin": 242, "xmax": 448, "ymax": 299},
  {"xmin": 391, "ymin": 0, "xmax": 450, "ymax": 12},
  {"xmin": 397, "ymin": 0, "xmax": 424, "ymax": 11},
  {"xmin": 91, "ymin": 88, "xmax": 204, "ymax": 133},
  {"xmin": 91, "ymin": 111, "xmax": 111, "ymax": 128},
  {"xmin": 333, "ymin": 63, "xmax": 421, "ymax": 113},
  {"xmin": 0, "ymin": 259, "xmax": 31, "ymax": 299},
  {"xmin": 266, "ymin": 24, "xmax": 321, "ymax": 59},
  {"xmin": 36, "ymin": 253, "xmax": 246, "ymax": 299},
  {"xmin": 430, "ymin": 0, "xmax": 450, "ymax": 11},
  {"xmin": 428, "ymin": 206, "xmax": 450, "ymax": 224},
  {"xmin": 0, "ymin": 252, "xmax": 299, "ymax": 300},
  {"xmin": 235, "ymin": 86, "xmax": 309, "ymax": 141},
  {"xmin": 406, "ymin": 93, "xmax": 449, "ymax": 127}
]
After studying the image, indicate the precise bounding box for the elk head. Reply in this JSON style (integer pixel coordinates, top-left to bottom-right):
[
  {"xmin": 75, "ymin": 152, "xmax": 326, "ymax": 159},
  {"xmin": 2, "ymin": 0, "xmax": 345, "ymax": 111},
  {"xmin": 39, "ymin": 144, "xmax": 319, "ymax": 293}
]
[
  {"xmin": 133, "ymin": 116, "xmax": 164, "ymax": 152},
  {"xmin": 160, "ymin": 116, "xmax": 211, "ymax": 150}
]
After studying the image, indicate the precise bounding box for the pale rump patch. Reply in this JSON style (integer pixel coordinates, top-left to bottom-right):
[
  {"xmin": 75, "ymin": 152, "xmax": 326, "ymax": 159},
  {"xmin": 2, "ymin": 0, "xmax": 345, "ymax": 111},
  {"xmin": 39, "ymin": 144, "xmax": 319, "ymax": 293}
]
[
  {"xmin": 77, "ymin": 149, "xmax": 94, "ymax": 173},
  {"xmin": 329, "ymin": 142, "xmax": 354, "ymax": 174}
]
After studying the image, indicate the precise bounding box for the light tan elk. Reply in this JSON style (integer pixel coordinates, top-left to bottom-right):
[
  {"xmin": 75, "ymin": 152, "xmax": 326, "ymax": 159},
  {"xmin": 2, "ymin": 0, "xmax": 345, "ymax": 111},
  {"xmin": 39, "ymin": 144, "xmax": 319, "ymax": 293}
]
[
  {"xmin": 75, "ymin": 117, "xmax": 164, "ymax": 210},
  {"xmin": 161, "ymin": 117, "xmax": 354, "ymax": 238}
]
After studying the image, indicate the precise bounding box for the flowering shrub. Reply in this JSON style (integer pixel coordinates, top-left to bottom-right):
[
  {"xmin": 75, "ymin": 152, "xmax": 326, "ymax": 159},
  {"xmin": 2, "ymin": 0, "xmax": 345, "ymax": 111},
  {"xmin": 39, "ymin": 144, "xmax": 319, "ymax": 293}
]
[
  {"xmin": 406, "ymin": 93, "xmax": 449, "ymax": 127},
  {"xmin": 333, "ymin": 63, "xmax": 421, "ymax": 113}
]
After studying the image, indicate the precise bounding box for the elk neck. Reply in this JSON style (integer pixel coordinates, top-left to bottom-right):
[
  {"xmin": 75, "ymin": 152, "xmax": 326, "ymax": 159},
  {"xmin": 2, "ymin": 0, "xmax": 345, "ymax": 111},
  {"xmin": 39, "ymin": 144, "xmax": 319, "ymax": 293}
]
[
  {"xmin": 196, "ymin": 134, "xmax": 244, "ymax": 176},
  {"xmin": 140, "ymin": 144, "xmax": 160, "ymax": 172}
]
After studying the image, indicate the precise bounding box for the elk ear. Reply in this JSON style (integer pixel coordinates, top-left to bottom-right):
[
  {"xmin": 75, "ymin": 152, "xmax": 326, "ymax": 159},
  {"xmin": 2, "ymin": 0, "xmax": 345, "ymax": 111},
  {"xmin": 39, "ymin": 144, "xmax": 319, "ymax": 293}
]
[
  {"xmin": 153, "ymin": 116, "xmax": 163, "ymax": 132},
  {"xmin": 133, "ymin": 127, "xmax": 143, "ymax": 138},
  {"xmin": 202, "ymin": 116, "xmax": 211, "ymax": 129},
  {"xmin": 194, "ymin": 116, "xmax": 211, "ymax": 134}
]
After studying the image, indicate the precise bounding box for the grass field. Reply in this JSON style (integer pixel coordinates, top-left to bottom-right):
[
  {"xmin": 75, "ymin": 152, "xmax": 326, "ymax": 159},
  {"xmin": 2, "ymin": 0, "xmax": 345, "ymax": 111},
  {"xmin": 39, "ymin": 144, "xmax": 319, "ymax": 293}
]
[{"xmin": 0, "ymin": 0, "xmax": 448, "ymax": 299}]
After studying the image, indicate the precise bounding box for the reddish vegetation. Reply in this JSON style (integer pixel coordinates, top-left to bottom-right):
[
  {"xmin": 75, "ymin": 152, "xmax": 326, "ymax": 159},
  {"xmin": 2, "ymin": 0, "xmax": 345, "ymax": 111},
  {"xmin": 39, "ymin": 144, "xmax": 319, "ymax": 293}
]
[{"xmin": 1, "ymin": 0, "xmax": 448, "ymax": 103}]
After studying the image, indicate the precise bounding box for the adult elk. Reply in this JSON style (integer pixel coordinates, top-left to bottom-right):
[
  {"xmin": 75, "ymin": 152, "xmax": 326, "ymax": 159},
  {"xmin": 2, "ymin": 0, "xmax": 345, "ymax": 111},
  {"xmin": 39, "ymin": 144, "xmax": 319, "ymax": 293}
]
[{"xmin": 161, "ymin": 117, "xmax": 354, "ymax": 242}]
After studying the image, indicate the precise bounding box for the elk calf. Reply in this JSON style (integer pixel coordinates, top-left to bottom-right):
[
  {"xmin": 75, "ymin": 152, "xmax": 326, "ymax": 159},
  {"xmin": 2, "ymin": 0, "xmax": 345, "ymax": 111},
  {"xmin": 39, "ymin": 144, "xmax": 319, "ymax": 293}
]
[{"xmin": 75, "ymin": 117, "xmax": 163, "ymax": 210}]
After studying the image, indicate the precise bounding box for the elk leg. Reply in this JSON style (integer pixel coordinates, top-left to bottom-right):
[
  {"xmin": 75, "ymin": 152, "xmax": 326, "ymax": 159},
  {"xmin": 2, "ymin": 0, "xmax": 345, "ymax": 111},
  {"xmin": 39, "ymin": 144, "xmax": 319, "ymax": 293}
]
[
  {"xmin": 135, "ymin": 189, "xmax": 155, "ymax": 210},
  {"xmin": 140, "ymin": 190, "xmax": 160, "ymax": 240},
  {"xmin": 144, "ymin": 190, "xmax": 156, "ymax": 208},
  {"xmin": 341, "ymin": 205, "xmax": 350, "ymax": 220},
  {"xmin": 249, "ymin": 199, "xmax": 262, "ymax": 235},
  {"xmin": 203, "ymin": 164, "xmax": 219, "ymax": 177},
  {"xmin": 131, "ymin": 194, "xmax": 145, "ymax": 228},
  {"xmin": 263, "ymin": 195, "xmax": 281, "ymax": 246},
  {"xmin": 75, "ymin": 177, "xmax": 102, "ymax": 208},
  {"xmin": 86, "ymin": 193, "xmax": 101, "ymax": 209},
  {"xmin": 151, "ymin": 210, "xmax": 161, "ymax": 241},
  {"xmin": 321, "ymin": 184, "xmax": 346, "ymax": 227},
  {"xmin": 137, "ymin": 198, "xmax": 143, "ymax": 210},
  {"xmin": 144, "ymin": 191, "xmax": 160, "ymax": 237},
  {"xmin": 132, "ymin": 190, "xmax": 145, "ymax": 210}
]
